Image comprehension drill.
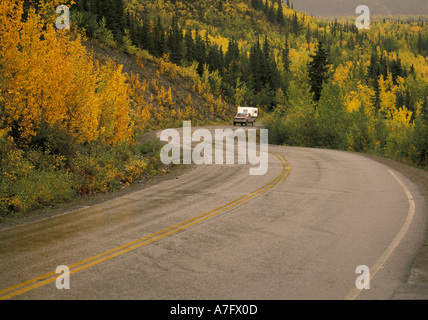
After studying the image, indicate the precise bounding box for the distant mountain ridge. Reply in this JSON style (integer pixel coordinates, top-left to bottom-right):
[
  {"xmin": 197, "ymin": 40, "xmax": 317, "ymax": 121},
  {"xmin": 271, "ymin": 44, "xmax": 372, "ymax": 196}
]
[{"xmin": 290, "ymin": 0, "xmax": 428, "ymax": 17}]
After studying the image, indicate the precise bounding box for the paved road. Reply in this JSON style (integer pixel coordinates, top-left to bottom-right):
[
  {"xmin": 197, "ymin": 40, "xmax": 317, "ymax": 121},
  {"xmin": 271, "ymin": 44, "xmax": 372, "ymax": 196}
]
[{"xmin": 0, "ymin": 126, "xmax": 427, "ymax": 300}]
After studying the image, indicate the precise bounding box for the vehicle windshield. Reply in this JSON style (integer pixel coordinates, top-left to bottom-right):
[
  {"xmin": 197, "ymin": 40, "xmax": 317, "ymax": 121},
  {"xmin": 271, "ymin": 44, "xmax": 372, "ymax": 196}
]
[{"xmin": 236, "ymin": 113, "xmax": 247, "ymax": 116}]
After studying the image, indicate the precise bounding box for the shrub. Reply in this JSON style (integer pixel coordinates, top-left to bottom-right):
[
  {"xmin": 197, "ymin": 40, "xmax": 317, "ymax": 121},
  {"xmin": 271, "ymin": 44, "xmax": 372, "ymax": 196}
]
[
  {"xmin": 0, "ymin": 139, "xmax": 76, "ymax": 215},
  {"xmin": 30, "ymin": 122, "xmax": 76, "ymax": 161}
]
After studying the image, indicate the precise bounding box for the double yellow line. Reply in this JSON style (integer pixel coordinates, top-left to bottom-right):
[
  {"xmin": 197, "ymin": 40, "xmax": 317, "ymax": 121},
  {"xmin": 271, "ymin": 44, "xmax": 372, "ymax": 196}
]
[{"xmin": 0, "ymin": 153, "xmax": 290, "ymax": 300}]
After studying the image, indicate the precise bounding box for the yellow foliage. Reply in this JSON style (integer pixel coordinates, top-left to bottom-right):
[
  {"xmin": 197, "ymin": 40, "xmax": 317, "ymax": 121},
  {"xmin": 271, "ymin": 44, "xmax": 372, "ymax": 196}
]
[
  {"xmin": 344, "ymin": 83, "xmax": 375, "ymax": 113},
  {"xmin": 392, "ymin": 107, "xmax": 413, "ymax": 127},
  {"xmin": 0, "ymin": 0, "xmax": 133, "ymax": 146},
  {"xmin": 185, "ymin": 93, "xmax": 192, "ymax": 106},
  {"xmin": 378, "ymin": 73, "xmax": 397, "ymax": 117},
  {"xmin": 410, "ymin": 26, "xmax": 422, "ymax": 33},
  {"xmin": 96, "ymin": 64, "xmax": 133, "ymax": 145},
  {"xmin": 289, "ymin": 48, "xmax": 310, "ymax": 79},
  {"xmin": 333, "ymin": 61, "xmax": 353, "ymax": 88},
  {"xmin": 156, "ymin": 86, "xmax": 174, "ymax": 109}
]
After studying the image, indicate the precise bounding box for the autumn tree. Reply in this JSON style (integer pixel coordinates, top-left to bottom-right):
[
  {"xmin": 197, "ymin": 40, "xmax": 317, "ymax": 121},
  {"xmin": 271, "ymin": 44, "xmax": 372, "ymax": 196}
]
[{"xmin": 0, "ymin": 0, "xmax": 133, "ymax": 147}]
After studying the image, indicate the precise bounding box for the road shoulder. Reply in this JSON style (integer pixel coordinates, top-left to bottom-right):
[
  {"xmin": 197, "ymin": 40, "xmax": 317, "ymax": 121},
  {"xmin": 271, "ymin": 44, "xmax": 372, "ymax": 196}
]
[{"xmin": 360, "ymin": 153, "xmax": 428, "ymax": 299}]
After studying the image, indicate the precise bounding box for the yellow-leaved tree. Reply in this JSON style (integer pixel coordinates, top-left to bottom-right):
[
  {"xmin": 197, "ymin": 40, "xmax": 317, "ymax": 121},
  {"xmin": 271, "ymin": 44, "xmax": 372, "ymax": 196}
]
[
  {"xmin": 0, "ymin": 0, "xmax": 133, "ymax": 147},
  {"xmin": 378, "ymin": 73, "xmax": 397, "ymax": 118}
]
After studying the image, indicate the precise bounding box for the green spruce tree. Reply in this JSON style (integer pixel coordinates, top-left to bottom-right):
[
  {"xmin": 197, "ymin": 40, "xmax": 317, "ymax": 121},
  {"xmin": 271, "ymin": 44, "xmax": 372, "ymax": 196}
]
[{"xmin": 307, "ymin": 41, "xmax": 330, "ymax": 104}]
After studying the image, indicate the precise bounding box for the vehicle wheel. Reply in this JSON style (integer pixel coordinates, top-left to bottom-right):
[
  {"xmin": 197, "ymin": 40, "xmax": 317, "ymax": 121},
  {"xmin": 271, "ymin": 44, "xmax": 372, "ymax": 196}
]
[{"xmin": 233, "ymin": 122, "xmax": 236, "ymax": 126}]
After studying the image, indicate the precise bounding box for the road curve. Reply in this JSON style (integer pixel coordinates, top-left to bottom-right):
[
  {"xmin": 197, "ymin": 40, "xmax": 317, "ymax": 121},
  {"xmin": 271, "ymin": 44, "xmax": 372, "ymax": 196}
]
[{"xmin": 0, "ymin": 126, "xmax": 427, "ymax": 300}]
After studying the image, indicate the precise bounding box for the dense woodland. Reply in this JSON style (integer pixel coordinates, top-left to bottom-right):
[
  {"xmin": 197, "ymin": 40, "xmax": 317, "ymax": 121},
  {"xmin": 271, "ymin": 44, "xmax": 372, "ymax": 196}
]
[{"xmin": 1, "ymin": 0, "xmax": 428, "ymax": 214}]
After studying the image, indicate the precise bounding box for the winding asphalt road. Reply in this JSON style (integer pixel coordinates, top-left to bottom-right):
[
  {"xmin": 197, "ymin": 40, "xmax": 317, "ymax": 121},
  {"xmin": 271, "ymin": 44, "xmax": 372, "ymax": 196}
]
[{"xmin": 0, "ymin": 125, "xmax": 427, "ymax": 300}]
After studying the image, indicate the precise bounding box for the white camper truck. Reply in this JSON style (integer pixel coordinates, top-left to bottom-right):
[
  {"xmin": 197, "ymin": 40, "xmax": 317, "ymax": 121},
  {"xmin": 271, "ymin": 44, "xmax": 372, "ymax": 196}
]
[{"xmin": 233, "ymin": 107, "xmax": 258, "ymax": 126}]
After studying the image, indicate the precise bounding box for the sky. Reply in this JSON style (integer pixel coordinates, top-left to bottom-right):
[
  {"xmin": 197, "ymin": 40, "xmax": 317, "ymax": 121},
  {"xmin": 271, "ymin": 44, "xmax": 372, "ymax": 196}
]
[{"xmin": 289, "ymin": 0, "xmax": 428, "ymax": 17}]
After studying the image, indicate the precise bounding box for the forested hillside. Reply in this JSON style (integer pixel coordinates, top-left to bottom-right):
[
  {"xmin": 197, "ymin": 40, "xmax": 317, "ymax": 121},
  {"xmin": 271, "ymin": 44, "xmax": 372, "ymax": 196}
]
[
  {"xmin": 1, "ymin": 0, "xmax": 428, "ymax": 215},
  {"xmin": 72, "ymin": 0, "xmax": 428, "ymax": 163}
]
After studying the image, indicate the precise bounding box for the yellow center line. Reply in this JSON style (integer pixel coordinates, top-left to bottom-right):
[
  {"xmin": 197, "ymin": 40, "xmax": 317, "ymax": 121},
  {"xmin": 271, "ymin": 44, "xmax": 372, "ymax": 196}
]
[{"xmin": 0, "ymin": 153, "xmax": 290, "ymax": 300}]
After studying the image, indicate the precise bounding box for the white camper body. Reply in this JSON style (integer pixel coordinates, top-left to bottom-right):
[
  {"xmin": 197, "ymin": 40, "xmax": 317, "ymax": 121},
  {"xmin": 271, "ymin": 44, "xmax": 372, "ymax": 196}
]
[
  {"xmin": 237, "ymin": 107, "xmax": 258, "ymax": 118},
  {"xmin": 233, "ymin": 107, "xmax": 258, "ymax": 126}
]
